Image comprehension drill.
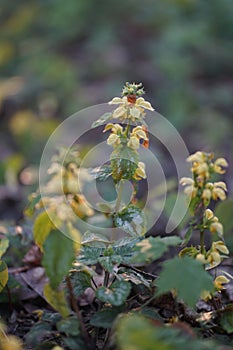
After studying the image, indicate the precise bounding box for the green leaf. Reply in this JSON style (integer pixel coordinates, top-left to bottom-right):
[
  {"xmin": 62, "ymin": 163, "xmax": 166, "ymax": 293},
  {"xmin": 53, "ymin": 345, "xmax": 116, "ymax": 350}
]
[
  {"xmin": 78, "ymin": 246, "xmax": 104, "ymax": 265},
  {"xmin": 56, "ymin": 316, "xmax": 80, "ymax": 336},
  {"xmin": 156, "ymin": 256, "xmax": 213, "ymax": 307},
  {"xmin": 110, "ymin": 145, "xmax": 139, "ymax": 182},
  {"xmin": 42, "ymin": 230, "xmax": 75, "ymax": 288},
  {"xmin": 90, "ymin": 307, "xmax": 123, "ymax": 328},
  {"xmin": 91, "ymin": 112, "xmax": 112, "ymax": 128},
  {"xmin": 133, "ymin": 236, "xmax": 181, "ymax": 263},
  {"xmin": 25, "ymin": 321, "xmax": 52, "ymax": 346},
  {"xmin": 43, "ymin": 283, "xmax": 70, "ymax": 318},
  {"xmin": 0, "ymin": 260, "xmax": 8, "ymax": 292},
  {"xmin": 96, "ymin": 280, "xmax": 131, "ymax": 306},
  {"xmin": 220, "ymin": 305, "xmax": 233, "ymax": 334},
  {"xmin": 98, "ymin": 255, "xmax": 122, "ymax": 272},
  {"xmin": 0, "ymin": 237, "xmax": 9, "ymax": 258},
  {"xmin": 71, "ymin": 271, "xmax": 92, "ymax": 296},
  {"xmin": 113, "ymin": 205, "xmax": 147, "ymax": 237},
  {"xmin": 63, "ymin": 336, "xmax": 86, "ymax": 350},
  {"xmin": 33, "ymin": 210, "xmax": 56, "ymax": 250}
]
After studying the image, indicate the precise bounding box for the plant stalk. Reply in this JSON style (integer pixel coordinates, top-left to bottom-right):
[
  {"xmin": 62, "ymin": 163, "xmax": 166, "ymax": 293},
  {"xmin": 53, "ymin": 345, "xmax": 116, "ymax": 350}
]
[
  {"xmin": 66, "ymin": 276, "xmax": 94, "ymax": 350},
  {"xmin": 200, "ymin": 230, "xmax": 205, "ymax": 254}
]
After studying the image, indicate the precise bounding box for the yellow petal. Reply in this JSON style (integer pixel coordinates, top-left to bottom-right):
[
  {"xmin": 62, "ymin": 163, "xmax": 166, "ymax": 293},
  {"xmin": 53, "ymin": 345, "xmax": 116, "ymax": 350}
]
[
  {"xmin": 103, "ymin": 123, "xmax": 115, "ymax": 132},
  {"xmin": 107, "ymin": 134, "xmax": 120, "ymax": 146},
  {"xmin": 108, "ymin": 97, "xmax": 123, "ymax": 105},
  {"xmin": 113, "ymin": 106, "xmax": 126, "ymax": 119},
  {"xmin": 213, "ymin": 241, "xmax": 229, "ymax": 255},
  {"xmin": 179, "ymin": 177, "xmax": 194, "ymax": 186},
  {"xmin": 202, "ymin": 189, "xmax": 212, "ymax": 200},
  {"xmin": 214, "ymin": 181, "xmax": 227, "ymax": 191},
  {"xmin": 212, "ymin": 188, "xmax": 226, "ymax": 201},
  {"xmin": 136, "ymin": 97, "xmax": 154, "ymax": 111},
  {"xmin": 214, "ymin": 158, "xmax": 228, "ymax": 167},
  {"xmin": 210, "ymin": 222, "xmax": 223, "ymax": 235},
  {"xmin": 204, "ymin": 209, "xmax": 214, "ymax": 220},
  {"xmin": 130, "ymin": 107, "xmax": 141, "ymax": 119},
  {"xmin": 127, "ymin": 136, "xmax": 140, "ymax": 150},
  {"xmin": 187, "ymin": 151, "xmax": 204, "ymax": 163}
]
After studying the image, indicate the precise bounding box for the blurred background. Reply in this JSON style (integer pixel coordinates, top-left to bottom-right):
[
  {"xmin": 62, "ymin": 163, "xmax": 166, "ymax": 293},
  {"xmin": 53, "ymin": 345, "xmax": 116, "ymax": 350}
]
[{"xmin": 0, "ymin": 0, "xmax": 233, "ymax": 247}]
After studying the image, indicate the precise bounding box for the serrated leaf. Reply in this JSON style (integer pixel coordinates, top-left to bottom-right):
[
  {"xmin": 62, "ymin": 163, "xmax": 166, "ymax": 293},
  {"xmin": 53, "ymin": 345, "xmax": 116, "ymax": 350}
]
[
  {"xmin": 42, "ymin": 230, "xmax": 75, "ymax": 288},
  {"xmin": 98, "ymin": 255, "xmax": 122, "ymax": 272},
  {"xmin": 133, "ymin": 236, "xmax": 181, "ymax": 263},
  {"xmin": 92, "ymin": 112, "xmax": 112, "ymax": 128},
  {"xmin": 96, "ymin": 280, "xmax": 131, "ymax": 306},
  {"xmin": 0, "ymin": 260, "xmax": 8, "ymax": 292},
  {"xmin": 33, "ymin": 210, "xmax": 57, "ymax": 250},
  {"xmin": 90, "ymin": 307, "xmax": 123, "ymax": 328},
  {"xmin": 56, "ymin": 316, "xmax": 80, "ymax": 336},
  {"xmin": 0, "ymin": 237, "xmax": 9, "ymax": 258},
  {"xmin": 156, "ymin": 256, "xmax": 213, "ymax": 307},
  {"xmin": 111, "ymin": 145, "xmax": 139, "ymax": 182},
  {"xmin": 78, "ymin": 246, "xmax": 104, "ymax": 265},
  {"xmin": 113, "ymin": 205, "xmax": 147, "ymax": 237},
  {"xmin": 43, "ymin": 283, "xmax": 70, "ymax": 318}
]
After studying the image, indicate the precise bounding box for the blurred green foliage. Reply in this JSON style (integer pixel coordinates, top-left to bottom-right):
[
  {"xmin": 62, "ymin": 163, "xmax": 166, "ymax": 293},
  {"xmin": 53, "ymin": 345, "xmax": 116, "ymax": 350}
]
[{"xmin": 0, "ymin": 0, "xmax": 233, "ymax": 218}]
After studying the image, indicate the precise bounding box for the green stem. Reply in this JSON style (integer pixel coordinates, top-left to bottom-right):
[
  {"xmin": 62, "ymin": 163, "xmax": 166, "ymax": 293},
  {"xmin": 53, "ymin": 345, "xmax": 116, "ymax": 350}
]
[
  {"xmin": 114, "ymin": 180, "xmax": 124, "ymax": 213},
  {"xmin": 200, "ymin": 230, "xmax": 205, "ymax": 254},
  {"xmin": 104, "ymin": 271, "xmax": 110, "ymax": 288}
]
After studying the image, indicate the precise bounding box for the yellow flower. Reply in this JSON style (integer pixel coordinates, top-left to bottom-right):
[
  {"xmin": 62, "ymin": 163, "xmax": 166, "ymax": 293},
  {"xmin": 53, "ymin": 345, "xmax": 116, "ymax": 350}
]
[
  {"xmin": 186, "ymin": 151, "xmax": 205, "ymax": 163},
  {"xmin": 179, "ymin": 177, "xmax": 194, "ymax": 186},
  {"xmin": 127, "ymin": 136, "xmax": 140, "ymax": 150},
  {"xmin": 107, "ymin": 133, "xmax": 120, "ymax": 147},
  {"xmin": 210, "ymin": 222, "xmax": 223, "ymax": 236},
  {"xmin": 204, "ymin": 181, "xmax": 227, "ymax": 201},
  {"xmin": 204, "ymin": 209, "xmax": 214, "ymax": 220},
  {"xmin": 180, "ymin": 177, "xmax": 197, "ymax": 198},
  {"xmin": 212, "ymin": 185, "xmax": 227, "ymax": 201},
  {"xmin": 214, "ymin": 275, "xmax": 230, "ymax": 290},
  {"xmin": 213, "ymin": 158, "xmax": 228, "ymax": 174},
  {"xmin": 127, "ymin": 126, "xmax": 148, "ymax": 150},
  {"xmin": 202, "ymin": 189, "xmax": 212, "ymax": 201},
  {"xmin": 212, "ymin": 241, "xmax": 229, "ymax": 255},
  {"xmin": 207, "ymin": 251, "xmax": 221, "ymax": 268},
  {"xmin": 103, "ymin": 123, "xmax": 123, "ymax": 134},
  {"xmin": 133, "ymin": 162, "xmax": 146, "ymax": 180},
  {"xmin": 108, "ymin": 96, "xmax": 154, "ymax": 122}
]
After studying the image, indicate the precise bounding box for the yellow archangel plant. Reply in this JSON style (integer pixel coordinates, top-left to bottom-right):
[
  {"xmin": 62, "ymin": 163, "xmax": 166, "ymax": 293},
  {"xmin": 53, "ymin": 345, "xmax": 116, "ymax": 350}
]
[{"xmin": 180, "ymin": 151, "xmax": 230, "ymax": 299}]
